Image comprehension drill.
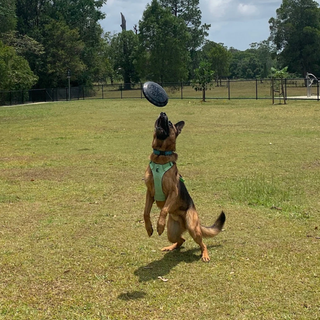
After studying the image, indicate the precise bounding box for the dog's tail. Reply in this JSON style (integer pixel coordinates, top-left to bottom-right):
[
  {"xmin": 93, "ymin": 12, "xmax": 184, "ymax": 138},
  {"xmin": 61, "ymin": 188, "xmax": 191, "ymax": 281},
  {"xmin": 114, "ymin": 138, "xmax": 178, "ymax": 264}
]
[{"xmin": 200, "ymin": 211, "xmax": 226, "ymax": 238}]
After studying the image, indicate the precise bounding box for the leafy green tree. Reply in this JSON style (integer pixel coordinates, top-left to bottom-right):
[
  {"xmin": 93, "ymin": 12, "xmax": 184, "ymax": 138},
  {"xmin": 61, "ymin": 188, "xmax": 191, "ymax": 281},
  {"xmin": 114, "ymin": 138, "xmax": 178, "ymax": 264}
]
[
  {"xmin": 1, "ymin": 31, "xmax": 44, "ymax": 78},
  {"xmin": 202, "ymin": 41, "xmax": 231, "ymax": 82},
  {"xmin": 91, "ymin": 36, "xmax": 114, "ymax": 84},
  {"xmin": 1, "ymin": 31, "xmax": 43, "ymax": 57},
  {"xmin": 40, "ymin": 20, "xmax": 85, "ymax": 87},
  {"xmin": 229, "ymin": 41, "xmax": 276, "ymax": 79},
  {"xmin": 250, "ymin": 40, "xmax": 275, "ymax": 78},
  {"xmin": 0, "ymin": 0, "xmax": 17, "ymax": 34},
  {"xmin": 138, "ymin": 0, "xmax": 190, "ymax": 83},
  {"xmin": 229, "ymin": 50, "xmax": 263, "ymax": 79},
  {"xmin": 110, "ymin": 31, "xmax": 140, "ymax": 89},
  {"xmin": 269, "ymin": 0, "xmax": 320, "ymax": 76},
  {"xmin": 191, "ymin": 61, "xmax": 214, "ymax": 102},
  {"xmin": 15, "ymin": 0, "xmax": 107, "ymax": 86},
  {"xmin": 159, "ymin": 0, "xmax": 210, "ymax": 78},
  {"xmin": 271, "ymin": 66, "xmax": 289, "ymax": 104},
  {"xmin": 16, "ymin": 0, "xmax": 106, "ymax": 39},
  {"xmin": 0, "ymin": 40, "xmax": 38, "ymax": 90},
  {"xmin": 16, "ymin": 0, "xmax": 48, "ymax": 35},
  {"xmin": 101, "ymin": 32, "xmax": 118, "ymax": 84},
  {"xmin": 46, "ymin": 0, "xmax": 107, "ymax": 84},
  {"xmin": 47, "ymin": 0, "xmax": 106, "ymax": 37},
  {"xmin": 159, "ymin": 0, "xmax": 209, "ymax": 47}
]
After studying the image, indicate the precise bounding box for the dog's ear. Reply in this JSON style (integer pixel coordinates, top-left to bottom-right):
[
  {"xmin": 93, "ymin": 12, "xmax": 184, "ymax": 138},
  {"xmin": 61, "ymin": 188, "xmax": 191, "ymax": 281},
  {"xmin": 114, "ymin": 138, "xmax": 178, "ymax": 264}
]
[{"xmin": 175, "ymin": 121, "xmax": 185, "ymax": 136}]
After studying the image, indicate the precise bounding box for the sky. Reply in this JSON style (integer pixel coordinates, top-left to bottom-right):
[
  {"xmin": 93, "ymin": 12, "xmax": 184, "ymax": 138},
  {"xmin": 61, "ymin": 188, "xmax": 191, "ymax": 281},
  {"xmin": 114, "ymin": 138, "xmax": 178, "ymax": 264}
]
[{"xmin": 100, "ymin": 0, "xmax": 320, "ymax": 51}]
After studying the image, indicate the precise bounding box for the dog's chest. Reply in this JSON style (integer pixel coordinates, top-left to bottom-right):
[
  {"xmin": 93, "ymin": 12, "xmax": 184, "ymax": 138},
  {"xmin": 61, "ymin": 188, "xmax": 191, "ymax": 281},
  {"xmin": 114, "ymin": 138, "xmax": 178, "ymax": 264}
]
[{"xmin": 149, "ymin": 161, "xmax": 173, "ymax": 201}]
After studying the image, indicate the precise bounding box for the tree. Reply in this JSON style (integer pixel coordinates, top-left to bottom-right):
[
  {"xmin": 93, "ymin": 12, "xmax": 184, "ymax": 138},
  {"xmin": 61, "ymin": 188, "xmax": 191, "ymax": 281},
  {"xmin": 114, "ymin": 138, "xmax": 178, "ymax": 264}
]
[
  {"xmin": 15, "ymin": 0, "xmax": 107, "ymax": 87},
  {"xmin": 159, "ymin": 0, "xmax": 209, "ymax": 48},
  {"xmin": 201, "ymin": 41, "xmax": 231, "ymax": 82},
  {"xmin": 0, "ymin": 40, "xmax": 38, "ymax": 90},
  {"xmin": 110, "ymin": 31, "xmax": 140, "ymax": 89},
  {"xmin": 0, "ymin": 0, "xmax": 17, "ymax": 34},
  {"xmin": 230, "ymin": 50, "xmax": 264, "ymax": 79},
  {"xmin": 16, "ymin": 0, "xmax": 48, "ymax": 35},
  {"xmin": 191, "ymin": 61, "xmax": 214, "ymax": 102},
  {"xmin": 1, "ymin": 32, "xmax": 44, "ymax": 76},
  {"xmin": 1, "ymin": 32, "xmax": 43, "ymax": 57},
  {"xmin": 159, "ymin": 0, "xmax": 210, "ymax": 78},
  {"xmin": 271, "ymin": 66, "xmax": 289, "ymax": 104},
  {"xmin": 250, "ymin": 40, "xmax": 275, "ymax": 78},
  {"xmin": 229, "ymin": 41, "xmax": 276, "ymax": 79},
  {"xmin": 16, "ymin": 0, "xmax": 106, "ymax": 41},
  {"xmin": 40, "ymin": 20, "xmax": 85, "ymax": 87},
  {"xmin": 90, "ymin": 34, "xmax": 114, "ymax": 84},
  {"xmin": 47, "ymin": 0, "xmax": 106, "ymax": 37},
  {"xmin": 101, "ymin": 32, "xmax": 118, "ymax": 84},
  {"xmin": 46, "ymin": 0, "xmax": 107, "ymax": 84},
  {"xmin": 269, "ymin": 0, "xmax": 320, "ymax": 76},
  {"xmin": 138, "ymin": 0, "xmax": 190, "ymax": 83}
]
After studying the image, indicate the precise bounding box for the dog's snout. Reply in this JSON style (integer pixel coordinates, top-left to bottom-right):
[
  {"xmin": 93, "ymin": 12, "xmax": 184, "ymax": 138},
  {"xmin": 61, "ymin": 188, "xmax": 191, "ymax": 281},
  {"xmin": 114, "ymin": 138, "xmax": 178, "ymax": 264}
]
[{"xmin": 160, "ymin": 112, "xmax": 166, "ymax": 117}]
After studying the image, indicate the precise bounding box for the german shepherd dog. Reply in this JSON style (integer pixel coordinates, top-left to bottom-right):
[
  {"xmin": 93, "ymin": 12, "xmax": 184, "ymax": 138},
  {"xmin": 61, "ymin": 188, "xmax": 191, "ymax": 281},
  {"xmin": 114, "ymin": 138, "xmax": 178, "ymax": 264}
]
[{"xmin": 144, "ymin": 112, "xmax": 226, "ymax": 262}]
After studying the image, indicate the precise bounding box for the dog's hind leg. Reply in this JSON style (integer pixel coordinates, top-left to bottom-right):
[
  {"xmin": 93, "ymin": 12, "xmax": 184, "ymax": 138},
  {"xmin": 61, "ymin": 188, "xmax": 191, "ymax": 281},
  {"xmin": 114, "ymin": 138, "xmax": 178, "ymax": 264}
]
[
  {"xmin": 186, "ymin": 208, "xmax": 210, "ymax": 262},
  {"xmin": 161, "ymin": 215, "xmax": 185, "ymax": 251}
]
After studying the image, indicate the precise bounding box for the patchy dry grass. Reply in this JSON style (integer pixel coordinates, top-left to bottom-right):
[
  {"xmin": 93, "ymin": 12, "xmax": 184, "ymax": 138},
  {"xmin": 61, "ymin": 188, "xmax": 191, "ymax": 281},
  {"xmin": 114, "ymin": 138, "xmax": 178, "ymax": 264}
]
[{"xmin": 0, "ymin": 99, "xmax": 319, "ymax": 319}]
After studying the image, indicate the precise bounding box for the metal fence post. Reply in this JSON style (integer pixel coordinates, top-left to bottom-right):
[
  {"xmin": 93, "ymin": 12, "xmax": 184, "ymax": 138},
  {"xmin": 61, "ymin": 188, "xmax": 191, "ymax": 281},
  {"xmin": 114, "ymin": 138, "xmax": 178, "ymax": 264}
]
[
  {"xmin": 256, "ymin": 78, "xmax": 258, "ymax": 100},
  {"xmin": 228, "ymin": 79, "xmax": 230, "ymax": 100},
  {"xmin": 284, "ymin": 78, "xmax": 287, "ymax": 104},
  {"xmin": 272, "ymin": 78, "xmax": 274, "ymax": 104}
]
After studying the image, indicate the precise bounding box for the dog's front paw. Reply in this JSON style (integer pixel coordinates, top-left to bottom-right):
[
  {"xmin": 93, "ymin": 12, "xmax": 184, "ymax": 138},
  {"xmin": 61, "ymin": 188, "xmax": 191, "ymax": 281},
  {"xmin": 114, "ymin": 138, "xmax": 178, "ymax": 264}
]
[
  {"xmin": 147, "ymin": 227, "xmax": 153, "ymax": 237},
  {"xmin": 145, "ymin": 221, "xmax": 153, "ymax": 237},
  {"xmin": 157, "ymin": 218, "xmax": 166, "ymax": 235}
]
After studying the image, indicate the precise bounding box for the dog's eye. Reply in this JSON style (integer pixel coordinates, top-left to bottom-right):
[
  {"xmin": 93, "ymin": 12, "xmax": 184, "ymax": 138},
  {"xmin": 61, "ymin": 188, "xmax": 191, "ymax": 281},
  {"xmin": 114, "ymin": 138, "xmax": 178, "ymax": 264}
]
[{"xmin": 169, "ymin": 121, "xmax": 172, "ymax": 127}]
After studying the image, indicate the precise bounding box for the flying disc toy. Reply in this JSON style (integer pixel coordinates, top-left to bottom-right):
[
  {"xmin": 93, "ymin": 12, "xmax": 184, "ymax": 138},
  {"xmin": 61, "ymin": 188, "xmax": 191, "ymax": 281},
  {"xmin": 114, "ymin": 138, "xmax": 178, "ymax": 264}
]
[{"xmin": 142, "ymin": 81, "xmax": 168, "ymax": 107}]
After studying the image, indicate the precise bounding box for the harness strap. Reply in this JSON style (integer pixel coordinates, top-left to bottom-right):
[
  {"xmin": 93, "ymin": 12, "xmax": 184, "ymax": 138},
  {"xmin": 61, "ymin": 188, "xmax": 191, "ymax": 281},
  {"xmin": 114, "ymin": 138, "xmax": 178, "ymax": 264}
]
[{"xmin": 149, "ymin": 161, "xmax": 173, "ymax": 201}]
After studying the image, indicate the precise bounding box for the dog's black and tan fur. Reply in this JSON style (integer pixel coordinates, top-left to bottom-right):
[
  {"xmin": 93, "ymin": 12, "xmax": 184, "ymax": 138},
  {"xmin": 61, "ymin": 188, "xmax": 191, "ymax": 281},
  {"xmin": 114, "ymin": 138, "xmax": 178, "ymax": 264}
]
[{"xmin": 144, "ymin": 112, "xmax": 226, "ymax": 262}]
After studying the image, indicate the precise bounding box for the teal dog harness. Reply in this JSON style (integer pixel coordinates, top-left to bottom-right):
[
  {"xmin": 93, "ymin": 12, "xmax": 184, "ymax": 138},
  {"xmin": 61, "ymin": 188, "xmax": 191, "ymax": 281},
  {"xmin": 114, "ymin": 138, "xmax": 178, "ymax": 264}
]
[{"xmin": 149, "ymin": 161, "xmax": 173, "ymax": 201}]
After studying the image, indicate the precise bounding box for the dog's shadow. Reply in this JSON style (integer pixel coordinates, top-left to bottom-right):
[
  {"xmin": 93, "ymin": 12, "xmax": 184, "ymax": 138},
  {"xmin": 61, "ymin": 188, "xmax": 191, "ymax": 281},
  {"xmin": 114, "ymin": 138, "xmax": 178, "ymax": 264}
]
[{"xmin": 134, "ymin": 245, "xmax": 220, "ymax": 282}]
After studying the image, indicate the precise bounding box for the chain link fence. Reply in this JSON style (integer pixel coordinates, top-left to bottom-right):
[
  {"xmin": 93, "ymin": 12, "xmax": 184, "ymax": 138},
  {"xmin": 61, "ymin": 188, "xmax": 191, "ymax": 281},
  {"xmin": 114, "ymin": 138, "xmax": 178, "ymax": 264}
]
[{"xmin": 1, "ymin": 78, "xmax": 319, "ymax": 107}]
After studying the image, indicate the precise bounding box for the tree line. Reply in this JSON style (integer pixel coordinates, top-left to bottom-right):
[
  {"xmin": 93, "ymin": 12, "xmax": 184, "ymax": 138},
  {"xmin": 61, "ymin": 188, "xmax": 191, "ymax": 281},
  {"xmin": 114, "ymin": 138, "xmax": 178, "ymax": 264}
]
[{"xmin": 1, "ymin": 0, "xmax": 320, "ymax": 92}]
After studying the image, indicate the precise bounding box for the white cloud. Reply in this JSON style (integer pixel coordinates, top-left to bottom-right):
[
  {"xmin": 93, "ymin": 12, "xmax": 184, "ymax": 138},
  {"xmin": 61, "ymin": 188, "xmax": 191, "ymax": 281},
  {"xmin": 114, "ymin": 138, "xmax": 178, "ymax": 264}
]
[
  {"xmin": 202, "ymin": 0, "xmax": 264, "ymax": 23},
  {"xmin": 204, "ymin": 0, "xmax": 233, "ymax": 19},
  {"xmin": 237, "ymin": 3, "xmax": 258, "ymax": 16}
]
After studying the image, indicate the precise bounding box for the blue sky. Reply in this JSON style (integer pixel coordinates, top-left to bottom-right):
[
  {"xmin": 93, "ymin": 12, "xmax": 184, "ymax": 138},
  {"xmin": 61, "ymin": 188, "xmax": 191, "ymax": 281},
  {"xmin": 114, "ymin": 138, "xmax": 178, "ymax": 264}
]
[{"xmin": 100, "ymin": 0, "xmax": 320, "ymax": 51}]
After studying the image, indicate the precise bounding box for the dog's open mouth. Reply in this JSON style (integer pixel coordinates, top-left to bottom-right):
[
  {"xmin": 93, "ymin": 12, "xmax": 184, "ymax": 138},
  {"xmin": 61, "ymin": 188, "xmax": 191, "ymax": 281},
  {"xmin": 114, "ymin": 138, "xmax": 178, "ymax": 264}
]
[{"xmin": 155, "ymin": 112, "xmax": 171, "ymax": 140}]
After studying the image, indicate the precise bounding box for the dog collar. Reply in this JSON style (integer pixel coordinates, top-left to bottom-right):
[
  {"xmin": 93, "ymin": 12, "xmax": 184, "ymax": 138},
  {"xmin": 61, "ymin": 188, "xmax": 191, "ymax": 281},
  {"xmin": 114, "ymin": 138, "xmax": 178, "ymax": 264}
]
[{"xmin": 153, "ymin": 149, "xmax": 173, "ymax": 156}]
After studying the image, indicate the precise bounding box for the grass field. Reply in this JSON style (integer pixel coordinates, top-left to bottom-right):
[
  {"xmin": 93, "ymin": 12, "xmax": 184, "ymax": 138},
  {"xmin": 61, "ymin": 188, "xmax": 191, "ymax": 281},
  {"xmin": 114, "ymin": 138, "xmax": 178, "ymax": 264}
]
[{"xmin": 0, "ymin": 99, "xmax": 320, "ymax": 319}]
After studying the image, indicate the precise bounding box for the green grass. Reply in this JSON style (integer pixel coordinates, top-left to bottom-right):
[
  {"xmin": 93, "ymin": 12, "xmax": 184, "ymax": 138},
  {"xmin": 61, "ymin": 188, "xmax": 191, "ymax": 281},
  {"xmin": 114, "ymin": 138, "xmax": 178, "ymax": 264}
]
[{"xmin": 0, "ymin": 99, "xmax": 320, "ymax": 319}]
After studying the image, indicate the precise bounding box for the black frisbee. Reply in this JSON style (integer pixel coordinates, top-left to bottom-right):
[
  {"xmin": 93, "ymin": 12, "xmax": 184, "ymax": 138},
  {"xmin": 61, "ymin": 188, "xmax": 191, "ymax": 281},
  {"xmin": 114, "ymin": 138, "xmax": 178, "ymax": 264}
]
[{"xmin": 142, "ymin": 81, "xmax": 168, "ymax": 107}]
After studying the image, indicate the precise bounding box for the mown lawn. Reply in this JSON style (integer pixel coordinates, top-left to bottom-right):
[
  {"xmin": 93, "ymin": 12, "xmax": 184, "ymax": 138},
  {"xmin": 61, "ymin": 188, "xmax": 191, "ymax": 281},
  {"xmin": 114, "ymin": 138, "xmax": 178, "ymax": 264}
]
[{"xmin": 0, "ymin": 99, "xmax": 319, "ymax": 319}]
